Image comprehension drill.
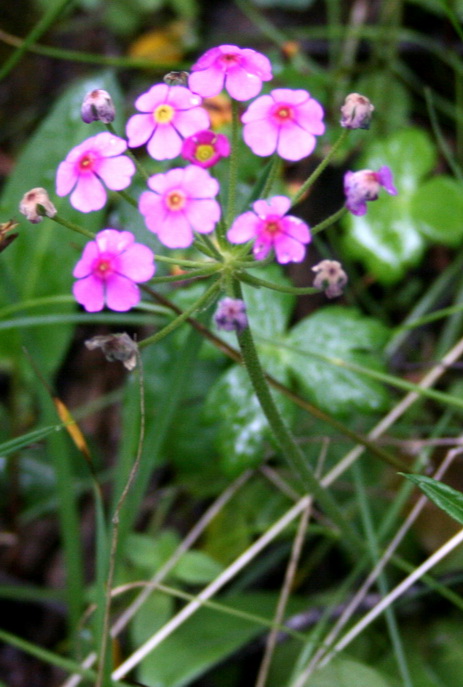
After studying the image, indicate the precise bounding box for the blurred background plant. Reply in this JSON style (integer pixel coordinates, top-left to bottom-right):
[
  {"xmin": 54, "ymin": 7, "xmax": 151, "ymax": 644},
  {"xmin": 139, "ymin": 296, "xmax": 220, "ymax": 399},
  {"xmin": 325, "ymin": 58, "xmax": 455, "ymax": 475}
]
[{"xmin": 2, "ymin": 1, "xmax": 463, "ymax": 686}]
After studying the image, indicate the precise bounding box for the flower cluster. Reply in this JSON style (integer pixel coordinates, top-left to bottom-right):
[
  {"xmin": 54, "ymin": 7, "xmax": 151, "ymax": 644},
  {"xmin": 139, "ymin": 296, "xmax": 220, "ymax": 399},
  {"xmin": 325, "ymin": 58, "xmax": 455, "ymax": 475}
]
[{"xmin": 19, "ymin": 44, "xmax": 397, "ymax": 316}]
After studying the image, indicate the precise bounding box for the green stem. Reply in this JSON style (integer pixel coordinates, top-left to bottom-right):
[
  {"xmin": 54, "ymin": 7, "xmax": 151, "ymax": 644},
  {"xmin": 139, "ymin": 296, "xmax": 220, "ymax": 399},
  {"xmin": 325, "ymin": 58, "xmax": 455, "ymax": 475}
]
[
  {"xmin": 51, "ymin": 213, "xmax": 95, "ymax": 239},
  {"xmin": 311, "ymin": 206, "xmax": 347, "ymax": 235},
  {"xmin": 116, "ymin": 189, "xmax": 138, "ymax": 209},
  {"xmin": 291, "ymin": 129, "xmax": 349, "ymax": 207},
  {"xmin": 0, "ymin": 0, "xmax": 73, "ymax": 82},
  {"xmin": 139, "ymin": 280, "xmax": 221, "ymax": 349},
  {"xmin": 148, "ymin": 265, "xmax": 222, "ymax": 285},
  {"xmin": 226, "ymin": 99, "xmax": 241, "ymax": 227},
  {"xmin": 232, "ymin": 279, "xmax": 362, "ymax": 551},
  {"xmin": 194, "ymin": 233, "xmax": 223, "ymax": 260},
  {"xmin": 239, "ymin": 271, "xmax": 318, "ymax": 296},
  {"xmin": 260, "ymin": 154, "xmax": 282, "ymax": 199}
]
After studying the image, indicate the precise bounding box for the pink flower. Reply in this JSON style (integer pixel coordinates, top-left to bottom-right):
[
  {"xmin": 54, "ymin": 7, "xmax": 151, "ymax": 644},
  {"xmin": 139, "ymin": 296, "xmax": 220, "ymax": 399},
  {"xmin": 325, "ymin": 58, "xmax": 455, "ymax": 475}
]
[
  {"xmin": 126, "ymin": 84, "xmax": 209, "ymax": 160},
  {"xmin": 344, "ymin": 166, "xmax": 397, "ymax": 216},
  {"xmin": 181, "ymin": 129, "xmax": 230, "ymax": 168},
  {"xmin": 73, "ymin": 229, "xmax": 155, "ymax": 312},
  {"xmin": 214, "ymin": 298, "xmax": 248, "ymax": 333},
  {"xmin": 227, "ymin": 195, "xmax": 311, "ymax": 264},
  {"xmin": 242, "ymin": 88, "xmax": 325, "ymax": 161},
  {"xmin": 56, "ymin": 133, "xmax": 135, "ymax": 213},
  {"xmin": 189, "ymin": 44, "xmax": 272, "ymax": 101},
  {"xmin": 139, "ymin": 166, "xmax": 221, "ymax": 249}
]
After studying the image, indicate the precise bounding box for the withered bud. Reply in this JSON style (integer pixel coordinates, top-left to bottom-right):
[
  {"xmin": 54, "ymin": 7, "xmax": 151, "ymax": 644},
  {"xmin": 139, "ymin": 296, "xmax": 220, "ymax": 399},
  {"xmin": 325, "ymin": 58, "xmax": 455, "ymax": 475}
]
[
  {"xmin": 85, "ymin": 333, "xmax": 138, "ymax": 371},
  {"xmin": 0, "ymin": 220, "xmax": 19, "ymax": 253},
  {"xmin": 340, "ymin": 93, "xmax": 374, "ymax": 130},
  {"xmin": 312, "ymin": 260, "xmax": 348, "ymax": 299},
  {"xmin": 19, "ymin": 188, "xmax": 57, "ymax": 223},
  {"xmin": 163, "ymin": 70, "xmax": 189, "ymax": 86},
  {"xmin": 81, "ymin": 89, "xmax": 115, "ymax": 124}
]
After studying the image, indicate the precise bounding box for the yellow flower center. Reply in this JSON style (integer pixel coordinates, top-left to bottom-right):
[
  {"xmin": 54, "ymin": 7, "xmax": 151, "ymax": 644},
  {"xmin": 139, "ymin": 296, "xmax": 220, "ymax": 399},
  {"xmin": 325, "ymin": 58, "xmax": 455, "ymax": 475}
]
[
  {"xmin": 195, "ymin": 144, "xmax": 215, "ymax": 162},
  {"xmin": 154, "ymin": 104, "xmax": 175, "ymax": 124}
]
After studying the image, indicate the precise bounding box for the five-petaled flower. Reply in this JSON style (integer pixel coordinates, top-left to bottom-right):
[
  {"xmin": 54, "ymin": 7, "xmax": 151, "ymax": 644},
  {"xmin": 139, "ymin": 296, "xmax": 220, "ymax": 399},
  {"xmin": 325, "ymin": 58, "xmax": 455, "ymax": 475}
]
[
  {"xmin": 181, "ymin": 129, "xmax": 230, "ymax": 168},
  {"xmin": 189, "ymin": 44, "xmax": 272, "ymax": 102},
  {"xmin": 344, "ymin": 166, "xmax": 397, "ymax": 216},
  {"xmin": 56, "ymin": 133, "xmax": 135, "ymax": 213},
  {"xmin": 126, "ymin": 84, "xmax": 210, "ymax": 160},
  {"xmin": 139, "ymin": 166, "xmax": 221, "ymax": 249},
  {"xmin": 73, "ymin": 229, "xmax": 155, "ymax": 312},
  {"xmin": 242, "ymin": 88, "xmax": 325, "ymax": 161},
  {"xmin": 227, "ymin": 195, "xmax": 311, "ymax": 264}
]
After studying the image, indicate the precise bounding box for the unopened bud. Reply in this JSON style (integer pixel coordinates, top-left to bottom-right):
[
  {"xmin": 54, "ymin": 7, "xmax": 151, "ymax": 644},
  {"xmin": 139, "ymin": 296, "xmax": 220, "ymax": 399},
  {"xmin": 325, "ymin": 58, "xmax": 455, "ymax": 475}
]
[
  {"xmin": 85, "ymin": 333, "xmax": 138, "ymax": 370},
  {"xmin": 214, "ymin": 298, "xmax": 248, "ymax": 333},
  {"xmin": 340, "ymin": 93, "xmax": 374, "ymax": 130},
  {"xmin": 19, "ymin": 188, "xmax": 57, "ymax": 223},
  {"xmin": 81, "ymin": 89, "xmax": 115, "ymax": 124},
  {"xmin": 164, "ymin": 71, "xmax": 189, "ymax": 86},
  {"xmin": 312, "ymin": 260, "xmax": 348, "ymax": 299}
]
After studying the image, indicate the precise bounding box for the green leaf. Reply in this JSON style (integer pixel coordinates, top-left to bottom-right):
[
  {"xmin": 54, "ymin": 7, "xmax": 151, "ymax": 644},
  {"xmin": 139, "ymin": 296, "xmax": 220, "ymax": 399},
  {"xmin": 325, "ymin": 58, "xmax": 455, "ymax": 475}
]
[
  {"xmin": 173, "ymin": 550, "xmax": 224, "ymax": 585},
  {"xmin": 400, "ymin": 473, "xmax": 463, "ymax": 525},
  {"xmin": 410, "ymin": 176, "xmax": 463, "ymax": 246},
  {"xmin": 134, "ymin": 592, "xmax": 308, "ymax": 687},
  {"xmin": 342, "ymin": 127, "xmax": 436, "ymax": 283},
  {"xmin": 285, "ymin": 307, "xmax": 390, "ymax": 415},
  {"xmin": 126, "ymin": 531, "xmax": 180, "ymax": 574},
  {"xmin": 305, "ymin": 655, "xmax": 393, "ymax": 687},
  {"xmin": 0, "ymin": 71, "xmax": 124, "ymax": 374}
]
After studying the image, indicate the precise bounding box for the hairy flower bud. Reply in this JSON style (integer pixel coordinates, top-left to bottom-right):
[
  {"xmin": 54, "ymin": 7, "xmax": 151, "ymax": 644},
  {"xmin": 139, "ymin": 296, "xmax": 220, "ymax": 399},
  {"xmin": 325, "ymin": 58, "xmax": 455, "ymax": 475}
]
[
  {"xmin": 312, "ymin": 260, "xmax": 348, "ymax": 299},
  {"xmin": 19, "ymin": 187, "xmax": 57, "ymax": 223},
  {"xmin": 214, "ymin": 298, "xmax": 248, "ymax": 333},
  {"xmin": 81, "ymin": 89, "xmax": 115, "ymax": 124},
  {"xmin": 85, "ymin": 333, "xmax": 138, "ymax": 370},
  {"xmin": 163, "ymin": 70, "xmax": 189, "ymax": 86},
  {"xmin": 340, "ymin": 93, "xmax": 374, "ymax": 130}
]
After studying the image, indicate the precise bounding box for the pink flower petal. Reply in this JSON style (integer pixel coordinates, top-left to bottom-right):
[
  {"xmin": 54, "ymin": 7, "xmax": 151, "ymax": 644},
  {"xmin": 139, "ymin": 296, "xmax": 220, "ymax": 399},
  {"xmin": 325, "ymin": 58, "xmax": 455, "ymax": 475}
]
[
  {"xmin": 174, "ymin": 107, "xmax": 210, "ymax": 137},
  {"xmin": 105, "ymin": 274, "xmax": 141, "ymax": 311},
  {"xmin": 126, "ymin": 113, "xmax": 155, "ymax": 148},
  {"xmin": 227, "ymin": 211, "xmax": 258, "ymax": 243},
  {"xmin": 135, "ymin": 83, "xmax": 169, "ymax": 111},
  {"xmin": 73, "ymin": 275, "xmax": 105, "ymax": 312},
  {"xmin": 243, "ymin": 119, "xmax": 278, "ymax": 157},
  {"xmin": 92, "ymin": 132, "xmax": 127, "ymax": 157},
  {"xmin": 157, "ymin": 212, "xmax": 193, "ymax": 248},
  {"xmin": 147, "ymin": 124, "xmax": 183, "ymax": 160},
  {"xmin": 226, "ymin": 70, "xmax": 263, "ymax": 101},
  {"xmin": 118, "ymin": 243, "xmax": 156, "ymax": 281},
  {"xmin": 56, "ymin": 161, "xmax": 77, "ymax": 196},
  {"xmin": 253, "ymin": 196, "xmax": 291, "ymax": 216},
  {"xmin": 185, "ymin": 198, "xmax": 221, "ymax": 233},
  {"xmin": 98, "ymin": 156, "xmax": 136, "ymax": 190},
  {"xmin": 182, "ymin": 165, "xmax": 220, "ymax": 198},
  {"xmin": 70, "ymin": 175, "xmax": 106, "ymax": 212},
  {"xmin": 188, "ymin": 68, "xmax": 225, "ymax": 98},
  {"xmin": 277, "ymin": 126, "xmax": 316, "ymax": 161},
  {"xmin": 241, "ymin": 95, "xmax": 273, "ymax": 123},
  {"xmin": 73, "ymin": 241, "xmax": 99, "ymax": 278}
]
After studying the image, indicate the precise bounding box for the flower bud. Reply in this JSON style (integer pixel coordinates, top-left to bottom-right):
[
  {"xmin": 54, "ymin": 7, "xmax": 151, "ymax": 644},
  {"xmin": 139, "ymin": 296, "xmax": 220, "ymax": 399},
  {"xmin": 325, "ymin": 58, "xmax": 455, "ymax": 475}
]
[
  {"xmin": 81, "ymin": 89, "xmax": 115, "ymax": 124},
  {"xmin": 85, "ymin": 333, "xmax": 138, "ymax": 370},
  {"xmin": 312, "ymin": 260, "xmax": 348, "ymax": 299},
  {"xmin": 340, "ymin": 93, "xmax": 374, "ymax": 130},
  {"xmin": 19, "ymin": 188, "xmax": 57, "ymax": 223},
  {"xmin": 344, "ymin": 166, "xmax": 397, "ymax": 216},
  {"xmin": 163, "ymin": 71, "xmax": 189, "ymax": 86},
  {"xmin": 214, "ymin": 298, "xmax": 248, "ymax": 333}
]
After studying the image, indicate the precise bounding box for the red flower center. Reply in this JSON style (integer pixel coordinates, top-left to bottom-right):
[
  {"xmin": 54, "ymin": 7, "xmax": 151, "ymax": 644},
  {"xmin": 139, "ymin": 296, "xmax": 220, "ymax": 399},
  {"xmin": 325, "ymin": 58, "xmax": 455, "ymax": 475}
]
[
  {"xmin": 93, "ymin": 255, "xmax": 115, "ymax": 280},
  {"xmin": 166, "ymin": 189, "xmax": 186, "ymax": 211},
  {"xmin": 272, "ymin": 104, "xmax": 294, "ymax": 125},
  {"xmin": 264, "ymin": 218, "xmax": 282, "ymax": 235},
  {"xmin": 78, "ymin": 152, "xmax": 97, "ymax": 174}
]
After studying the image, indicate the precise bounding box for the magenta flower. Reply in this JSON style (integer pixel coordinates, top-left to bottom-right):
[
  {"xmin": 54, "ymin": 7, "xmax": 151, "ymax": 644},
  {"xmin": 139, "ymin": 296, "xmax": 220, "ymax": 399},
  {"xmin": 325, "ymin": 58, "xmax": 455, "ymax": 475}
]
[
  {"xmin": 139, "ymin": 166, "xmax": 221, "ymax": 249},
  {"xmin": 189, "ymin": 44, "xmax": 272, "ymax": 101},
  {"xmin": 73, "ymin": 229, "xmax": 155, "ymax": 312},
  {"xmin": 126, "ymin": 84, "xmax": 209, "ymax": 160},
  {"xmin": 344, "ymin": 166, "xmax": 397, "ymax": 216},
  {"xmin": 227, "ymin": 196, "xmax": 311, "ymax": 264},
  {"xmin": 181, "ymin": 130, "xmax": 230, "ymax": 168},
  {"xmin": 56, "ymin": 133, "xmax": 135, "ymax": 213},
  {"xmin": 242, "ymin": 89, "xmax": 325, "ymax": 161}
]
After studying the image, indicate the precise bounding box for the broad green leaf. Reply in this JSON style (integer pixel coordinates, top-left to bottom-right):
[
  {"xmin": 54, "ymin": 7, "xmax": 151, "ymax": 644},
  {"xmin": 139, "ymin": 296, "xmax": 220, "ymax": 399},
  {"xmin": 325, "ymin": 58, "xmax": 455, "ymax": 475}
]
[
  {"xmin": 134, "ymin": 592, "xmax": 308, "ymax": 687},
  {"xmin": 204, "ymin": 360, "xmax": 295, "ymax": 476},
  {"xmin": 400, "ymin": 473, "xmax": 463, "ymax": 525},
  {"xmin": 305, "ymin": 655, "xmax": 393, "ymax": 687},
  {"xmin": 286, "ymin": 307, "xmax": 390, "ymax": 415},
  {"xmin": 173, "ymin": 550, "xmax": 224, "ymax": 585},
  {"xmin": 126, "ymin": 531, "xmax": 180, "ymax": 574},
  {"xmin": 0, "ymin": 72, "xmax": 123, "ymax": 374},
  {"xmin": 410, "ymin": 176, "xmax": 463, "ymax": 245},
  {"xmin": 342, "ymin": 128, "xmax": 436, "ymax": 283}
]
